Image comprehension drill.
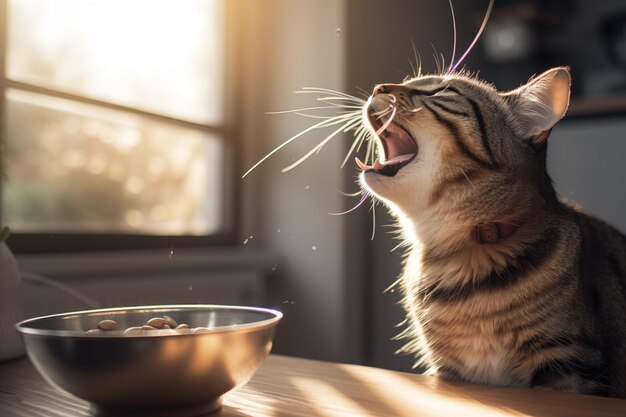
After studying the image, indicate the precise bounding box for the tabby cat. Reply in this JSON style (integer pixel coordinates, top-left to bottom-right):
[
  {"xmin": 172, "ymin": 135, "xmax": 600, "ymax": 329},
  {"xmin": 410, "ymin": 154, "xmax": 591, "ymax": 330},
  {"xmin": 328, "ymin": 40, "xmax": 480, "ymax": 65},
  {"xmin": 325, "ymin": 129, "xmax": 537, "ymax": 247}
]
[{"xmin": 357, "ymin": 67, "xmax": 626, "ymax": 397}]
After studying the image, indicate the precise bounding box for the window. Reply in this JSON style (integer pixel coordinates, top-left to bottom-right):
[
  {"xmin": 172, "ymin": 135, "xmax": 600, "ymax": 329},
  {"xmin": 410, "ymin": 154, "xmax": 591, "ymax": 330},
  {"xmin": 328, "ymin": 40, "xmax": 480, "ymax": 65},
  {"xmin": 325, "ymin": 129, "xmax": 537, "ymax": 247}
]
[{"xmin": 1, "ymin": 0, "xmax": 236, "ymax": 252}]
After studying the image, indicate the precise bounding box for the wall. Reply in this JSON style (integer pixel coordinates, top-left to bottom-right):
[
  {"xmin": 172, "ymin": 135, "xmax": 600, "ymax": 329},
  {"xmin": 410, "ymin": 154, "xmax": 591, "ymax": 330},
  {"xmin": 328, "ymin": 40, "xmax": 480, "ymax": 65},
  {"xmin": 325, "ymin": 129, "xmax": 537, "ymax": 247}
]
[
  {"xmin": 236, "ymin": 0, "xmax": 366, "ymax": 363},
  {"xmin": 549, "ymin": 117, "xmax": 626, "ymax": 234}
]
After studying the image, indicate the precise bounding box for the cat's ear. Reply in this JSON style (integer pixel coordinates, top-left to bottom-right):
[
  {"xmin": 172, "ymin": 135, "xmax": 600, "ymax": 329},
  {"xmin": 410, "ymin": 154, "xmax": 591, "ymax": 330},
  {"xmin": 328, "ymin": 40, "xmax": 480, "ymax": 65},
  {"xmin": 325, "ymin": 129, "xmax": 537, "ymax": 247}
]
[{"xmin": 502, "ymin": 67, "xmax": 571, "ymax": 145}]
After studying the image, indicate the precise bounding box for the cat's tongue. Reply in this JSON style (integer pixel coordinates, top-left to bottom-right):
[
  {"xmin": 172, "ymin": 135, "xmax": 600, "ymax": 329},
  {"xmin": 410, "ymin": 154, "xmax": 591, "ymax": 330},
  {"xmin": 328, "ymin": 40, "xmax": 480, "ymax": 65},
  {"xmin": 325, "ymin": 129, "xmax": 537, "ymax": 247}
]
[{"xmin": 355, "ymin": 154, "xmax": 415, "ymax": 171}]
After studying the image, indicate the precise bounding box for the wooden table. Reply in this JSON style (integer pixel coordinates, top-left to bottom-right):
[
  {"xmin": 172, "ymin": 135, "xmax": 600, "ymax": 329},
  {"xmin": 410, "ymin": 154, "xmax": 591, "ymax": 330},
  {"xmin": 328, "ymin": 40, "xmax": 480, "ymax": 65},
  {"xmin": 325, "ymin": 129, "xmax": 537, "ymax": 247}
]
[{"xmin": 1, "ymin": 355, "xmax": 625, "ymax": 416}]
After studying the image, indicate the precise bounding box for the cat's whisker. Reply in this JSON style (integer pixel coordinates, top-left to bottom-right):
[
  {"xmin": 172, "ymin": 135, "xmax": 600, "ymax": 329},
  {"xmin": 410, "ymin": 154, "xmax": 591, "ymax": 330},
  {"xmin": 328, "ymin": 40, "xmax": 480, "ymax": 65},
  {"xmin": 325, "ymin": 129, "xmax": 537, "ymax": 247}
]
[
  {"xmin": 431, "ymin": 43, "xmax": 442, "ymax": 74},
  {"xmin": 370, "ymin": 199, "xmax": 377, "ymax": 240},
  {"xmin": 297, "ymin": 87, "xmax": 366, "ymax": 102},
  {"xmin": 384, "ymin": 276, "xmax": 403, "ymax": 293},
  {"xmin": 295, "ymin": 111, "xmax": 359, "ymax": 119},
  {"xmin": 395, "ymin": 318, "xmax": 408, "ymax": 328},
  {"xmin": 281, "ymin": 116, "xmax": 362, "ymax": 172},
  {"xmin": 342, "ymin": 124, "xmax": 371, "ymax": 168},
  {"xmin": 328, "ymin": 194, "xmax": 369, "ymax": 216},
  {"xmin": 370, "ymin": 134, "xmax": 378, "ymax": 162},
  {"xmin": 242, "ymin": 111, "xmax": 360, "ymax": 178},
  {"xmin": 355, "ymin": 126, "xmax": 369, "ymax": 153},
  {"xmin": 356, "ymin": 87, "xmax": 371, "ymax": 100},
  {"xmin": 342, "ymin": 121, "xmax": 360, "ymax": 133},
  {"xmin": 408, "ymin": 39, "xmax": 418, "ymax": 79},
  {"xmin": 374, "ymin": 112, "xmax": 391, "ymax": 123},
  {"xmin": 407, "ymin": 57, "xmax": 417, "ymax": 81},
  {"xmin": 439, "ymin": 52, "xmax": 446, "ymax": 75},
  {"xmin": 355, "ymin": 130, "xmax": 371, "ymax": 156},
  {"xmin": 411, "ymin": 39, "xmax": 422, "ymax": 79},
  {"xmin": 416, "ymin": 50, "xmax": 423, "ymax": 79},
  {"xmin": 316, "ymin": 100, "xmax": 363, "ymax": 110},
  {"xmin": 459, "ymin": 168, "xmax": 475, "ymax": 188},
  {"xmin": 313, "ymin": 95, "xmax": 364, "ymax": 102},
  {"xmin": 449, "ymin": 0, "xmax": 494, "ymax": 73},
  {"xmin": 335, "ymin": 189, "xmax": 363, "ymax": 197},
  {"xmin": 390, "ymin": 241, "xmax": 407, "ymax": 253},
  {"xmin": 447, "ymin": 0, "xmax": 458, "ymax": 74},
  {"xmin": 315, "ymin": 98, "xmax": 364, "ymax": 107},
  {"xmin": 365, "ymin": 137, "xmax": 374, "ymax": 165},
  {"xmin": 299, "ymin": 86, "xmax": 363, "ymax": 96},
  {"xmin": 404, "ymin": 106, "xmax": 424, "ymax": 114},
  {"xmin": 375, "ymin": 105, "xmax": 397, "ymax": 136},
  {"xmin": 266, "ymin": 105, "xmax": 361, "ymax": 115},
  {"xmin": 372, "ymin": 107, "xmax": 393, "ymax": 118}
]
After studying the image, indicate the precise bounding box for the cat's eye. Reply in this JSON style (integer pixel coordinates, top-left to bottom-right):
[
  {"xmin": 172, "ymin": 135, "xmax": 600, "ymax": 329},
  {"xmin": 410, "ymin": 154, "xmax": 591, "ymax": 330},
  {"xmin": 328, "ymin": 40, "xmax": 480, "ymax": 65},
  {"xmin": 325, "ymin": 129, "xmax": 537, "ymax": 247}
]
[{"xmin": 410, "ymin": 85, "xmax": 458, "ymax": 98}]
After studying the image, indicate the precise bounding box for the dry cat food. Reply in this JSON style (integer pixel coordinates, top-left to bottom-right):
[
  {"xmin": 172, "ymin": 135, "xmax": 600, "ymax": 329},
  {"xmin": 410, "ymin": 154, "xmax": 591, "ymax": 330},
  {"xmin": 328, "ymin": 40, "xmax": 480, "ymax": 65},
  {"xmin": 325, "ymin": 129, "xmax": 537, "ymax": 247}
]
[{"xmin": 86, "ymin": 315, "xmax": 213, "ymax": 335}]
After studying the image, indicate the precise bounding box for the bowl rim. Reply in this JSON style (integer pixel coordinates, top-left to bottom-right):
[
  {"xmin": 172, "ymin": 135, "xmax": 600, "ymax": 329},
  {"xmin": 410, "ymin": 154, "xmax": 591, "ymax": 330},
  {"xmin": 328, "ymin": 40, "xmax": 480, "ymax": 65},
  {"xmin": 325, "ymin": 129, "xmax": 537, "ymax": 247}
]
[{"xmin": 15, "ymin": 304, "xmax": 283, "ymax": 338}]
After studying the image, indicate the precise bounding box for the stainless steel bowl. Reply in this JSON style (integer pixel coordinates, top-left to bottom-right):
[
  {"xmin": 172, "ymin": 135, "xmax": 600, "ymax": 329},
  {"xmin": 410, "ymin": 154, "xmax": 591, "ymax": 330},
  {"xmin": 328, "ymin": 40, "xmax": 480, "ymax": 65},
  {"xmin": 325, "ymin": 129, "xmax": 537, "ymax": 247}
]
[{"xmin": 16, "ymin": 305, "xmax": 282, "ymax": 417}]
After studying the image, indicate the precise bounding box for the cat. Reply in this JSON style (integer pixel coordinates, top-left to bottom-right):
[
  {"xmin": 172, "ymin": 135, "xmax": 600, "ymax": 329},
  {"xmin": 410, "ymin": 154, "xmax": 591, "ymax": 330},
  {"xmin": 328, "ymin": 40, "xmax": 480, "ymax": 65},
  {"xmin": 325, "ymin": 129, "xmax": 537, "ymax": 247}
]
[
  {"xmin": 242, "ymin": 0, "xmax": 626, "ymax": 397},
  {"xmin": 357, "ymin": 66, "xmax": 626, "ymax": 398}
]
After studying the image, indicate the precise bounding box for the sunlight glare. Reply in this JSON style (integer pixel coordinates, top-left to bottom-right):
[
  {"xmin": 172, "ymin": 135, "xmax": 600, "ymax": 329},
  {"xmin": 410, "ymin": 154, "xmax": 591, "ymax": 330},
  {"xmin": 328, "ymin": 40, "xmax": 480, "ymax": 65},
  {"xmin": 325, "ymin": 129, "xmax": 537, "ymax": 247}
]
[
  {"xmin": 341, "ymin": 365, "xmax": 525, "ymax": 417},
  {"xmin": 8, "ymin": 0, "xmax": 222, "ymax": 124},
  {"xmin": 290, "ymin": 377, "xmax": 375, "ymax": 417}
]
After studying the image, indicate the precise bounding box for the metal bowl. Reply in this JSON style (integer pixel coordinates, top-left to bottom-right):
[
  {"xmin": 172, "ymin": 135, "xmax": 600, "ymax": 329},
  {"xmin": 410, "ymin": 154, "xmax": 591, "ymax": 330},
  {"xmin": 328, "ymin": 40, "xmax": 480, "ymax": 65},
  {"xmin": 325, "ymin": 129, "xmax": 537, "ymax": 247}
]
[{"xmin": 16, "ymin": 305, "xmax": 282, "ymax": 417}]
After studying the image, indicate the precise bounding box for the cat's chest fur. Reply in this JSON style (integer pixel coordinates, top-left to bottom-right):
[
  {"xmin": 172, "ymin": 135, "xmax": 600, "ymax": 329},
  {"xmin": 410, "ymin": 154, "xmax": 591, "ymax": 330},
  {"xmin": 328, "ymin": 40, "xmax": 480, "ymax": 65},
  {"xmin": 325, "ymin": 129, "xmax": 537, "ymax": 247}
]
[
  {"xmin": 399, "ymin": 230, "xmax": 580, "ymax": 387},
  {"xmin": 421, "ymin": 306, "xmax": 521, "ymax": 385}
]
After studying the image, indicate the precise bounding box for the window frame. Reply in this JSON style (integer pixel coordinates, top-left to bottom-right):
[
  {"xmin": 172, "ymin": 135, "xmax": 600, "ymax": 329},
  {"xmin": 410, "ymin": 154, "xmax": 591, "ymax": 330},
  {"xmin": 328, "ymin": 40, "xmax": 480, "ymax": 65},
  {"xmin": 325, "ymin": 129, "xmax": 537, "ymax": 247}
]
[{"xmin": 0, "ymin": 0, "xmax": 241, "ymax": 253}]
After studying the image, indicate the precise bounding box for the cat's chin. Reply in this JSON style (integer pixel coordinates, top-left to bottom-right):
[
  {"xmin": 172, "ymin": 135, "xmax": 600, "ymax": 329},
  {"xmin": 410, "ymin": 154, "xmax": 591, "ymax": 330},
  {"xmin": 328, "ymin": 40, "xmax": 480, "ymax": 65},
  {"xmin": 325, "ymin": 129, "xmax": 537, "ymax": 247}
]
[
  {"xmin": 359, "ymin": 164, "xmax": 430, "ymax": 218},
  {"xmin": 359, "ymin": 170, "xmax": 404, "ymax": 203}
]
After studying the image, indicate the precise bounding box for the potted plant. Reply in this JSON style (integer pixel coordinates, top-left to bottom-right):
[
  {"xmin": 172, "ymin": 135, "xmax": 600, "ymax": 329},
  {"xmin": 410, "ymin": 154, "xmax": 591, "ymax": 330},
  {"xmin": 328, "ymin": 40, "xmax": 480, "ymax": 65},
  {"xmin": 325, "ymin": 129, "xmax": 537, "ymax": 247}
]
[{"xmin": 0, "ymin": 226, "xmax": 25, "ymax": 360}]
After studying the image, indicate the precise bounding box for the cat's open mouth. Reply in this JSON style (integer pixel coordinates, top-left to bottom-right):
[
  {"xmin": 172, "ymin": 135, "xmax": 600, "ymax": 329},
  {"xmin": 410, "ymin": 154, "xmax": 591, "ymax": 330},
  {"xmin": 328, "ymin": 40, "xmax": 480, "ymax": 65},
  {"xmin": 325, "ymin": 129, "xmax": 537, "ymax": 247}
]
[{"xmin": 356, "ymin": 110, "xmax": 418, "ymax": 176}]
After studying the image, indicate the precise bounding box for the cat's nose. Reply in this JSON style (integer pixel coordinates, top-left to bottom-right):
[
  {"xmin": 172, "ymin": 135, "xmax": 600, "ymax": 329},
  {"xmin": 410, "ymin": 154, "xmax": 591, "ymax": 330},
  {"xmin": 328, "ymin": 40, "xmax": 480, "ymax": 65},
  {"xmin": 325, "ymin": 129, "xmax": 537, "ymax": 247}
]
[
  {"xmin": 373, "ymin": 84, "xmax": 388, "ymax": 96},
  {"xmin": 373, "ymin": 84, "xmax": 409, "ymax": 98}
]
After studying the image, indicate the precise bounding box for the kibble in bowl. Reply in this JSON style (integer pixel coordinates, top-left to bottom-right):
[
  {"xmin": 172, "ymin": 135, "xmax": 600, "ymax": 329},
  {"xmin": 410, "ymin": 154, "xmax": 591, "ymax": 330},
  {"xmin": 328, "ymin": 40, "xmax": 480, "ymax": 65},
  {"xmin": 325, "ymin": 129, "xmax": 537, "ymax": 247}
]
[
  {"xmin": 16, "ymin": 305, "xmax": 282, "ymax": 416},
  {"xmin": 87, "ymin": 314, "xmax": 195, "ymax": 335}
]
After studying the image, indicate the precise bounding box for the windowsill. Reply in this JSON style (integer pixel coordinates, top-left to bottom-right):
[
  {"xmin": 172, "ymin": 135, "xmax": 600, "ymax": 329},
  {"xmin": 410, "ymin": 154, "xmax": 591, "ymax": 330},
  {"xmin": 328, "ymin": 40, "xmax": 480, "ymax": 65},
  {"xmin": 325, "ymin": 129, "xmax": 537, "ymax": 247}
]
[{"xmin": 16, "ymin": 248, "xmax": 278, "ymax": 281}]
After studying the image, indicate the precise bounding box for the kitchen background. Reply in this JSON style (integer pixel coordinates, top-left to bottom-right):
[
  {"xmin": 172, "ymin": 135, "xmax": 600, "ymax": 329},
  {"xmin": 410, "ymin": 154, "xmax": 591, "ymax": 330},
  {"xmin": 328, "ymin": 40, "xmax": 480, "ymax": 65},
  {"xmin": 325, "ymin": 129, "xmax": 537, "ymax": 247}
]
[{"xmin": 3, "ymin": 0, "xmax": 625, "ymax": 372}]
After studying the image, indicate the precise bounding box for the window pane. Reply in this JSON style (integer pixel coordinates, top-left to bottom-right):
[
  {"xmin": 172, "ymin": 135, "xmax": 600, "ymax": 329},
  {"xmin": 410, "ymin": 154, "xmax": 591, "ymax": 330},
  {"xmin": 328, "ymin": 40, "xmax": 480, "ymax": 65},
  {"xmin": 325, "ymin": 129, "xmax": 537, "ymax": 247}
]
[
  {"xmin": 3, "ymin": 89, "xmax": 223, "ymax": 235},
  {"xmin": 7, "ymin": 0, "xmax": 222, "ymax": 125}
]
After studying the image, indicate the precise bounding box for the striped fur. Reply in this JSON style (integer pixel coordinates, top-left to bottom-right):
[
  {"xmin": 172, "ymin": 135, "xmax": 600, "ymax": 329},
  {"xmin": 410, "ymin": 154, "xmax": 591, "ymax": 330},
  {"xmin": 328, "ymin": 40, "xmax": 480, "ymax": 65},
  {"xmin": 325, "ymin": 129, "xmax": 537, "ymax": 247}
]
[{"xmin": 360, "ymin": 68, "xmax": 626, "ymax": 398}]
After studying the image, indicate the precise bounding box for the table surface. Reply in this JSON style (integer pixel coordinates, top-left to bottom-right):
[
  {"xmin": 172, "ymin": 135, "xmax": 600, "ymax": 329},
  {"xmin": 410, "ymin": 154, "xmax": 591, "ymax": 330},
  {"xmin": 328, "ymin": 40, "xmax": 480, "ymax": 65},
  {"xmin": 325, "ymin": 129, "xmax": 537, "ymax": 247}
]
[{"xmin": 1, "ymin": 354, "xmax": 625, "ymax": 417}]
